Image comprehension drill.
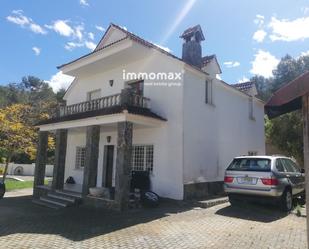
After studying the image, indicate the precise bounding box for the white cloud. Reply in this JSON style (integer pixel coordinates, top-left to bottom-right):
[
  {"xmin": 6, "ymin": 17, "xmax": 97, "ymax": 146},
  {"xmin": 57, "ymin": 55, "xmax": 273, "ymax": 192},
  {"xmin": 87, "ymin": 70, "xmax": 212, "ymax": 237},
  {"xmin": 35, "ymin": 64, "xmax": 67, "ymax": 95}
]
[
  {"xmin": 250, "ymin": 50, "xmax": 279, "ymax": 78},
  {"xmin": 300, "ymin": 50, "xmax": 309, "ymax": 57},
  {"xmin": 74, "ymin": 25, "xmax": 84, "ymax": 41},
  {"xmin": 46, "ymin": 20, "xmax": 75, "ymax": 37},
  {"xmin": 85, "ymin": 41, "xmax": 96, "ymax": 50},
  {"xmin": 88, "ymin": 32, "xmax": 94, "ymax": 40},
  {"xmin": 32, "ymin": 46, "xmax": 41, "ymax": 55},
  {"xmin": 121, "ymin": 26, "xmax": 127, "ymax": 31},
  {"xmin": 253, "ymin": 29, "xmax": 267, "ymax": 43},
  {"xmin": 64, "ymin": 42, "xmax": 84, "ymax": 50},
  {"xmin": 269, "ymin": 16, "xmax": 309, "ymax": 41},
  {"xmin": 65, "ymin": 41, "xmax": 96, "ymax": 51},
  {"xmin": 7, "ymin": 10, "xmax": 46, "ymax": 34},
  {"xmin": 80, "ymin": 0, "xmax": 89, "ymax": 6},
  {"xmin": 95, "ymin": 25, "xmax": 105, "ymax": 32},
  {"xmin": 223, "ymin": 61, "xmax": 240, "ymax": 68},
  {"xmin": 153, "ymin": 42, "xmax": 172, "ymax": 53},
  {"xmin": 254, "ymin": 14, "xmax": 265, "ymax": 27},
  {"xmin": 29, "ymin": 23, "xmax": 46, "ymax": 34},
  {"xmin": 238, "ymin": 76, "xmax": 249, "ymax": 83},
  {"xmin": 46, "ymin": 71, "xmax": 74, "ymax": 92}
]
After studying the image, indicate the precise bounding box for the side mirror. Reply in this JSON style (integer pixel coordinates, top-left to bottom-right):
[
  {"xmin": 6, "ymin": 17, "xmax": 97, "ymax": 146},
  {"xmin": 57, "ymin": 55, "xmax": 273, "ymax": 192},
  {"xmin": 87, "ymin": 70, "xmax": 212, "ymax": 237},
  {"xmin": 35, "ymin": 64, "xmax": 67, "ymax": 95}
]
[{"xmin": 301, "ymin": 168, "xmax": 305, "ymax": 174}]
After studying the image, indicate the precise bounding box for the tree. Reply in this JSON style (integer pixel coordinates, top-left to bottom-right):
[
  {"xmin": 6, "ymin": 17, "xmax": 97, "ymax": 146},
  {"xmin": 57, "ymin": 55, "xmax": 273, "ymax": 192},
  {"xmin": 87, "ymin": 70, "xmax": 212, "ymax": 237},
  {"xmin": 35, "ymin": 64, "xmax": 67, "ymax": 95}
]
[
  {"xmin": 0, "ymin": 104, "xmax": 54, "ymax": 182},
  {"xmin": 252, "ymin": 54, "xmax": 309, "ymax": 165},
  {"xmin": 250, "ymin": 75, "xmax": 272, "ymax": 101},
  {"xmin": 265, "ymin": 112, "xmax": 303, "ymax": 165}
]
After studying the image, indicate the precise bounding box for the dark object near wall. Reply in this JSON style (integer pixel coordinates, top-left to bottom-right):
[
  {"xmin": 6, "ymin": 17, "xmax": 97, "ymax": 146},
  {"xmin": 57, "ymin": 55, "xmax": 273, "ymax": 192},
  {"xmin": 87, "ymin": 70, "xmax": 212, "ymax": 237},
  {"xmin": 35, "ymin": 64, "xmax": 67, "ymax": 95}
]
[
  {"xmin": 66, "ymin": 176, "xmax": 76, "ymax": 184},
  {"xmin": 131, "ymin": 171, "xmax": 150, "ymax": 191},
  {"xmin": 0, "ymin": 182, "xmax": 5, "ymax": 199},
  {"xmin": 141, "ymin": 191, "xmax": 160, "ymax": 208}
]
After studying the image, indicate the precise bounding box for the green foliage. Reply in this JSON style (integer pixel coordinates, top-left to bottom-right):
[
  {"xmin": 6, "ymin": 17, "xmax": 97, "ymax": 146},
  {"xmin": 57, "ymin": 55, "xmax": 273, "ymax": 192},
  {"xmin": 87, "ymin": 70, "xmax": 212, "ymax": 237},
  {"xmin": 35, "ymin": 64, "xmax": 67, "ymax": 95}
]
[
  {"xmin": 5, "ymin": 180, "xmax": 34, "ymax": 191},
  {"xmin": 265, "ymin": 112, "xmax": 303, "ymax": 164},
  {"xmin": 0, "ymin": 76, "xmax": 62, "ymax": 164},
  {"xmin": 253, "ymin": 54, "xmax": 309, "ymax": 164}
]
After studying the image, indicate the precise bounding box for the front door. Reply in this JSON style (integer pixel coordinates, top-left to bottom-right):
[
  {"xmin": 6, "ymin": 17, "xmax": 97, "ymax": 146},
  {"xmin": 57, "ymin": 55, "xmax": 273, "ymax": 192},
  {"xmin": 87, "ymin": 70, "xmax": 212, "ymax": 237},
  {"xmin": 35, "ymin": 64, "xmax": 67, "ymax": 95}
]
[{"xmin": 103, "ymin": 145, "xmax": 114, "ymax": 188}]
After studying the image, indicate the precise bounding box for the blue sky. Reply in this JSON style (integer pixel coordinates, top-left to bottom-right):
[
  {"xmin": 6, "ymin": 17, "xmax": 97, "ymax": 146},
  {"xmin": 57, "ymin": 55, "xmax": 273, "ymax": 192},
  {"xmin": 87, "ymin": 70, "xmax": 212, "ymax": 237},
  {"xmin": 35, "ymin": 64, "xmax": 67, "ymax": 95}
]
[{"xmin": 1, "ymin": 0, "xmax": 309, "ymax": 91}]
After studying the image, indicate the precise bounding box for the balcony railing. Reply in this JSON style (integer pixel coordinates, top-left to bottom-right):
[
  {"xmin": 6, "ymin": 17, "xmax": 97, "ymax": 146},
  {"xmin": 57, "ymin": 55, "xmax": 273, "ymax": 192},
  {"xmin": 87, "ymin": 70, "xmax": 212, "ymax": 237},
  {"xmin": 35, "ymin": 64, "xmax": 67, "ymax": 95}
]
[{"xmin": 58, "ymin": 89, "xmax": 151, "ymax": 117}]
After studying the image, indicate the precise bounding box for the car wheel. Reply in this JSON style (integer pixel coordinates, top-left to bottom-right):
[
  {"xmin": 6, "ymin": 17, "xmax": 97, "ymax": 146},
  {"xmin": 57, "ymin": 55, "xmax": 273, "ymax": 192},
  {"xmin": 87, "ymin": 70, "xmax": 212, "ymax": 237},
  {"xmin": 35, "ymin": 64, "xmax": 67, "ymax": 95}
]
[{"xmin": 280, "ymin": 189, "xmax": 293, "ymax": 212}]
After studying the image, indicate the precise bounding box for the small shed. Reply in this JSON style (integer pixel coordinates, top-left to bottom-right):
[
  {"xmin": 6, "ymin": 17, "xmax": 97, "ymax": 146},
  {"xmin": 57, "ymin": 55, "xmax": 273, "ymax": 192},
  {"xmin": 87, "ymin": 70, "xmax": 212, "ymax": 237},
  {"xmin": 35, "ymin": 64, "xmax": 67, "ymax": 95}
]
[{"xmin": 265, "ymin": 71, "xmax": 309, "ymax": 245}]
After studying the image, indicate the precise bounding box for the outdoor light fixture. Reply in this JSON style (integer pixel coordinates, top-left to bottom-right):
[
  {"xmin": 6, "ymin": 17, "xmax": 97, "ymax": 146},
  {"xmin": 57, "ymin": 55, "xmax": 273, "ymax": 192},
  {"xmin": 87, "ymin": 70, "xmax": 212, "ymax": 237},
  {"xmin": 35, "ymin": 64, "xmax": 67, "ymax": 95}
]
[
  {"xmin": 109, "ymin": 80, "xmax": 114, "ymax": 86},
  {"xmin": 106, "ymin": 136, "xmax": 111, "ymax": 143}
]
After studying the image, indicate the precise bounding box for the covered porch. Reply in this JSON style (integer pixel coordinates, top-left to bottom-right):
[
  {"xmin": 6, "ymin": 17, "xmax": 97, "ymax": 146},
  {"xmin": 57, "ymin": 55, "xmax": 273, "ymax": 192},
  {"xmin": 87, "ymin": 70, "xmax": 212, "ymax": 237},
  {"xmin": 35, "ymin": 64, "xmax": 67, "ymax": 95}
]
[
  {"xmin": 265, "ymin": 71, "xmax": 309, "ymax": 245},
  {"xmin": 33, "ymin": 89, "xmax": 166, "ymax": 211}
]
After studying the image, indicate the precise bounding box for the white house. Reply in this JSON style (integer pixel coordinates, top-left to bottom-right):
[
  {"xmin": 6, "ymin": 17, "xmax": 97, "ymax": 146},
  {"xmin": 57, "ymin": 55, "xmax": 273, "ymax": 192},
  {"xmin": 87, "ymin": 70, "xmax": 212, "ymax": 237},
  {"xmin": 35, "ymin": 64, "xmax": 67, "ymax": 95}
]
[{"xmin": 33, "ymin": 24, "xmax": 265, "ymax": 210}]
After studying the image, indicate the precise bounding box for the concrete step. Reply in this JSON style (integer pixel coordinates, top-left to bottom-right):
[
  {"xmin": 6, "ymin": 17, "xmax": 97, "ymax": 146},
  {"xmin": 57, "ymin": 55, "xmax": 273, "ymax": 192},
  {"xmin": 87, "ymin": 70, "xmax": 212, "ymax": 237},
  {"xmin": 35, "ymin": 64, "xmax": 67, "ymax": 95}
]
[
  {"xmin": 40, "ymin": 196, "xmax": 71, "ymax": 208},
  {"xmin": 55, "ymin": 190, "xmax": 82, "ymax": 199},
  {"xmin": 47, "ymin": 193, "xmax": 76, "ymax": 203},
  {"xmin": 32, "ymin": 199, "xmax": 61, "ymax": 210}
]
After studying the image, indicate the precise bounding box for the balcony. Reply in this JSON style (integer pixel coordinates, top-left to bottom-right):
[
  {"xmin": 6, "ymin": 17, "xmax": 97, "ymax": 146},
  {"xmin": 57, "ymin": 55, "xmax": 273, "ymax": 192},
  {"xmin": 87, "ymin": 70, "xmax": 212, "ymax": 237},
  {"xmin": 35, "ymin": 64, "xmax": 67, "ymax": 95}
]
[{"xmin": 58, "ymin": 89, "xmax": 151, "ymax": 117}]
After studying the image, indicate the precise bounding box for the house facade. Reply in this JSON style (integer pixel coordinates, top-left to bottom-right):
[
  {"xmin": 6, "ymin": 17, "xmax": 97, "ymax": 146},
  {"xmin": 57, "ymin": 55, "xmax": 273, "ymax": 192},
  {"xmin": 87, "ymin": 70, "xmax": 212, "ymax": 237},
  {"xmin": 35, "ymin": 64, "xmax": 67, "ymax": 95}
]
[{"xmin": 33, "ymin": 24, "xmax": 265, "ymax": 210}]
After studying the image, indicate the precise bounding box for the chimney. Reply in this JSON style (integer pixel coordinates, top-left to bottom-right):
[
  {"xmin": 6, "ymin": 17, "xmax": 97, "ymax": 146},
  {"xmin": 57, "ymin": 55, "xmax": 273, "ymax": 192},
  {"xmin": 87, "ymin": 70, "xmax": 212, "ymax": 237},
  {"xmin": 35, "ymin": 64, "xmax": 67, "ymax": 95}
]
[{"xmin": 180, "ymin": 25, "xmax": 205, "ymax": 68}]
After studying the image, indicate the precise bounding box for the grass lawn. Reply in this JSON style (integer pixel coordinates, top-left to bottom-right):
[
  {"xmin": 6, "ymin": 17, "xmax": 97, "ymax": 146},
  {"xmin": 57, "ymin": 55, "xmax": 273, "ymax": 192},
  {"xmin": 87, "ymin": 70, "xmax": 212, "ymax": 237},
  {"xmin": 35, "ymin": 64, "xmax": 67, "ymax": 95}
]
[{"xmin": 5, "ymin": 180, "xmax": 34, "ymax": 191}]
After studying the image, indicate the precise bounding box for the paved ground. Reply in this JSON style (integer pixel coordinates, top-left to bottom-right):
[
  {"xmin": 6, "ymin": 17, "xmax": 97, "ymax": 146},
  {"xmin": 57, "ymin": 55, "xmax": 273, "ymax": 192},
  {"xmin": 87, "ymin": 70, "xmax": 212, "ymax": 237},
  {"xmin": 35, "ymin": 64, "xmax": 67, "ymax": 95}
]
[
  {"xmin": 4, "ymin": 187, "xmax": 33, "ymax": 197},
  {"xmin": 0, "ymin": 192, "xmax": 307, "ymax": 249}
]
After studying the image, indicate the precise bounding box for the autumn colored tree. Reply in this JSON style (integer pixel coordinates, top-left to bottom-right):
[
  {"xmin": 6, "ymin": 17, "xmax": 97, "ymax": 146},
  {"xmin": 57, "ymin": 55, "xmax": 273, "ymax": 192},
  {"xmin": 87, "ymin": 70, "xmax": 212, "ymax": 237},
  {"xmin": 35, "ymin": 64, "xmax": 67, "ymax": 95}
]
[{"xmin": 0, "ymin": 104, "xmax": 54, "ymax": 182}]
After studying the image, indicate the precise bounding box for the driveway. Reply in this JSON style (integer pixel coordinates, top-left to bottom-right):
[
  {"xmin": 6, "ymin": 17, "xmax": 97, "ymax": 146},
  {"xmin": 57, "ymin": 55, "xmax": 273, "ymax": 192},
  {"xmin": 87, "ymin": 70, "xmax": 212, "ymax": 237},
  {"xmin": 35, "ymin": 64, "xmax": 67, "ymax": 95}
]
[{"xmin": 0, "ymin": 192, "xmax": 306, "ymax": 249}]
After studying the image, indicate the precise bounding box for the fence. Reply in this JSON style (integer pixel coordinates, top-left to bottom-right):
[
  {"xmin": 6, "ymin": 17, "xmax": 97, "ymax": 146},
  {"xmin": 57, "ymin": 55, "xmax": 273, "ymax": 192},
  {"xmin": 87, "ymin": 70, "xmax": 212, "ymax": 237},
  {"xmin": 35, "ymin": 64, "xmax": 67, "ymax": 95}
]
[{"xmin": 0, "ymin": 163, "xmax": 54, "ymax": 177}]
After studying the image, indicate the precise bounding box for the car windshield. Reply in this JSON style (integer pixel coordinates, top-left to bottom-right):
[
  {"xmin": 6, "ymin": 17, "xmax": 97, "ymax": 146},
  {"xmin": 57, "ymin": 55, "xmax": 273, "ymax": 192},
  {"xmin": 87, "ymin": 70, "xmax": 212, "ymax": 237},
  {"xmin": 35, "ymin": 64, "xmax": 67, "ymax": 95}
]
[{"xmin": 227, "ymin": 158, "xmax": 271, "ymax": 172}]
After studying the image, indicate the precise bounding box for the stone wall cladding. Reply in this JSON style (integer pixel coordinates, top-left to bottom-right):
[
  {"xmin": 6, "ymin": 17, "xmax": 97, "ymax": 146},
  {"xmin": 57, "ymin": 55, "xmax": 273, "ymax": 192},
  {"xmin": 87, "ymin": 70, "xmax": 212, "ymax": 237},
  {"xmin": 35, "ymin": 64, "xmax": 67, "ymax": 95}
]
[
  {"xmin": 84, "ymin": 196, "xmax": 119, "ymax": 210},
  {"xmin": 183, "ymin": 181, "xmax": 225, "ymax": 200}
]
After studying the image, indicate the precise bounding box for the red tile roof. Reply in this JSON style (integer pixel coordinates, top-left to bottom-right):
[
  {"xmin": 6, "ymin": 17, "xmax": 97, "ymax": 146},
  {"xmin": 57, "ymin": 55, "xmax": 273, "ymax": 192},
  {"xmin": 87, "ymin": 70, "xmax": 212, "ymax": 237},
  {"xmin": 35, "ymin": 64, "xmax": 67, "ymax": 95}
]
[{"xmin": 233, "ymin": 82, "xmax": 255, "ymax": 93}]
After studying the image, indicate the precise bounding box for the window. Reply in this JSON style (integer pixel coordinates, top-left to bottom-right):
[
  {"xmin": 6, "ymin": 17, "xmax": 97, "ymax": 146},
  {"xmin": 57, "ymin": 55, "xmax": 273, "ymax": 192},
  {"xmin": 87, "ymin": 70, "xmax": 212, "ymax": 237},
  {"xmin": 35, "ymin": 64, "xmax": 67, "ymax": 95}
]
[
  {"xmin": 227, "ymin": 158, "xmax": 271, "ymax": 172},
  {"xmin": 132, "ymin": 145, "xmax": 154, "ymax": 172},
  {"xmin": 128, "ymin": 80, "xmax": 144, "ymax": 96},
  {"xmin": 75, "ymin": 146, "xmax": 86, "ymax": 169},
  {"xmin": 282, "ymin": 159, "xmax": 298, "ymax": 173},
  {"xmin": 249, "ymin": 96, "xmax": 254, "ymax": 120},
  {"xmin": 87, "ymin": 89, "xmax": 101, "ymax": 101},
  {"xmin": 205, "ymin": 80, "xmax": 213, "ymax": 104},
  {"xmin": 289, "ymin": 160, "xmax": 301, "ymax": 172},
  {"xmin": 276, "ymin": 159, "xmax": 285, "ymax": 172}
]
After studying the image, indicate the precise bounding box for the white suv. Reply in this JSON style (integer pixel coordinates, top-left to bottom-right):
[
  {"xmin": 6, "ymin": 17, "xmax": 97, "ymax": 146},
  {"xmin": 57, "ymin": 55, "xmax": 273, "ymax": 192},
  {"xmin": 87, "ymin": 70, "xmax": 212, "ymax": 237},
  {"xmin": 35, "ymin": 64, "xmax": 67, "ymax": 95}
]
[{"xmin": 224, "ymin": 156, "xmax": 305, "ymax": 211}]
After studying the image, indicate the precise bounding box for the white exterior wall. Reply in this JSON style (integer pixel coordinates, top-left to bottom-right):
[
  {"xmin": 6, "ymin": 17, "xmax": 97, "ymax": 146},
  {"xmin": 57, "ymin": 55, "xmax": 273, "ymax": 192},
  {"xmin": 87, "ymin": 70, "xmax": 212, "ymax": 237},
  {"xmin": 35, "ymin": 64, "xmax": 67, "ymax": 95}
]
[
  {"xmin": 183, "ymin": 69, "xmax": 265, "ymax": 184},
  {"xmin": 63, "ymin": 52, "xmax": 185, "ymax": 200},
  {"xmin": 62, "ymin": 40, "xmax": 265, "ymax": 199},
  {"xmin": 64, "ymin": 128, "xmax": 86, "ymax": 184}
]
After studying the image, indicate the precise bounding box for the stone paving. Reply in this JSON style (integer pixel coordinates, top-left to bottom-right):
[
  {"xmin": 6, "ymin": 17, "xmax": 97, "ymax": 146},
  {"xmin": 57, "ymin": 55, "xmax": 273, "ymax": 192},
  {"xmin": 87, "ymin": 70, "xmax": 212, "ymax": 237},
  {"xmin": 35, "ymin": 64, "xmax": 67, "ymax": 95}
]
[{"xmin": 0, "ymin": 194, "xmax": 307, "ymax": 249}]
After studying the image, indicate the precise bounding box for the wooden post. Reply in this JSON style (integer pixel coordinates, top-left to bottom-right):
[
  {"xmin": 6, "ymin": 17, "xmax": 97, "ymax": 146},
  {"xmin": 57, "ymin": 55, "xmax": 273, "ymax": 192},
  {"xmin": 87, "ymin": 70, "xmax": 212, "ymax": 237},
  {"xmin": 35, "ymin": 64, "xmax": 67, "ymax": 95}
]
[
  {"xmin": 115, "ymin": 121, "xmax": 133, "ymax": 211},
  {"xmin": 302, "ymin": 94, "xmax": 309, "ymax": 247}
]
